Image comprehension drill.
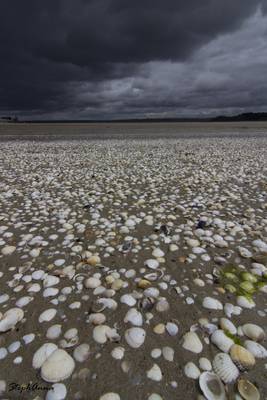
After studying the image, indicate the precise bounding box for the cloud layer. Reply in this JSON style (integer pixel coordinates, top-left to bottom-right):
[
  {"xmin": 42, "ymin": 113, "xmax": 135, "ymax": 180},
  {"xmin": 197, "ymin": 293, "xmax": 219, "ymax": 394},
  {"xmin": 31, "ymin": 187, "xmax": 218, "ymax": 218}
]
[{"xmin": 0, "ymin": 0, "xmax": 266, "ymax": 119}]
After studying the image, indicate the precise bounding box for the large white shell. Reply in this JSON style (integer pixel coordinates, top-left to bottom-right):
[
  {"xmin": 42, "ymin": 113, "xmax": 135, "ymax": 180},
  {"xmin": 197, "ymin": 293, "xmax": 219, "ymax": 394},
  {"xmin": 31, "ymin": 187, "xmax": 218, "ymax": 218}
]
[
  {"xmin": 211, "ymin": 330, "xmax": 234, "ymax": 353},
  {"xmin": 125, "ymin": 327, "xmax": 146, "ymax": 348},
  {"xmin": 39, "ymin": 308, "xmax": 57, "ymax": 323},
  {"xmin": 199, "ymin": 372, "xmax": 226, "ymax": 400},
  {"xmin": 242, "ymin": 323, "xmax": 265, "ymax": 342},
  {"xmin": 202, "ymin": 297, "xmax": 223, "ymax": 310},
  {"xmin": 244, "ymin": 340, "xmax": 267, "ymax": 358},
  {"xmin": 0, "ymin": 308, "xmax": 24, "ymax": 332},
  {"xmin": 124, "ymin": 308, "xmax": 143, "ymax": 326},
  {"xmin": 182, "ymin": 332, "xmax": 203, "ymax": 354},
  {"xmin": 237, "ymin": 296, "xmax": 255, "ymax": 309},
  {"xmin": 120, "ymin": 294, "xmax": 136, "ymax": 306},
  {"xmin": 41, "ymin": 349, "xmax": 75, "ymax": 382},
  {"xmin": 213, "ymin": 353, "xmax": 239, "ymax": 383},
  {"xmin": 32, "ymin": 343, "xmax": 58, "ymax": 369}
]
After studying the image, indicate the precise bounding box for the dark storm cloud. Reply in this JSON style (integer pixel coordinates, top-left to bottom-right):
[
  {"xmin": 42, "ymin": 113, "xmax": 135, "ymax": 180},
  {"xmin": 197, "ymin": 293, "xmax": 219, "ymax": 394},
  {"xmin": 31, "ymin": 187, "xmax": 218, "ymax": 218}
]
[{"xmin": 0, "ymin": 0, "xmax": 266, "ymax": 118}]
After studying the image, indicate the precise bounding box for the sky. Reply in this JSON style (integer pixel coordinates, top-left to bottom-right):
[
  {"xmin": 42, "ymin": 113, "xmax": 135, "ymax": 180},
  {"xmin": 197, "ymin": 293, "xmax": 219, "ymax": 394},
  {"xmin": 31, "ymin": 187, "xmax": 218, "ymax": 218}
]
[{"xmin": 0, "ymin": 0, "xmax": 267, "ymax": 120}]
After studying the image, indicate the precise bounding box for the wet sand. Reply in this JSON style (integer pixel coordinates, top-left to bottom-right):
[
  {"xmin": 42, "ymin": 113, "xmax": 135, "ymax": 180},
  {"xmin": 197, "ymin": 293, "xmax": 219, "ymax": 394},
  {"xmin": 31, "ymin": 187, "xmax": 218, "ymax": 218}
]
[{"xmin": 0, "ymin": 123, "xmax": 267, "ymax": 400}]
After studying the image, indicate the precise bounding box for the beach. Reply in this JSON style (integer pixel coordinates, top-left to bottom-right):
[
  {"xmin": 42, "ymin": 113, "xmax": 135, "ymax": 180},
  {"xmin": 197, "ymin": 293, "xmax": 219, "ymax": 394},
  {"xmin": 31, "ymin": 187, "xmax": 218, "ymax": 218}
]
[{"xmin": 0, "ymin": 123, "xmax": 267, "ymax": 399}]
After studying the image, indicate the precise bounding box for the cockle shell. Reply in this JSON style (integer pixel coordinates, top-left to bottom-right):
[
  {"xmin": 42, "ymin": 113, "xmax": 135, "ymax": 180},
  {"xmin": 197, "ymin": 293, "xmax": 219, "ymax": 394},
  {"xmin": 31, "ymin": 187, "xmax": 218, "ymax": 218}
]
[
  {"xmin": 212, "ymin": 353, "xmax": 239, "ymax": 383},
  {"xmin": 199, "ymin": 372, "xmax": 226, "ymax": 400},
  {"xmin": 237, "ymin": 379, "xmax": 260, "ymax": 400},
  {"xmin": 244, "ymin": 340, "xmax": 267, "ymax": 358},
  {"xmin": 242, "ymin": 323, "xmax": 265, "ymax": 342},
  {"xmin": 84, "ymin": 277, "xmax": 101, "ymax": 289},
  {"xmin": 32, "ymin": 343, "xmax": 58, "ymax": 369},
  {"xmin": 88, "ymin": 313, "xmax": 106, "ymax": 325},
  {"xmin": 211, "ymin": 330, "xmax": 234, "ymax": 353},
  {"xmin": 125, "ymin": 328, "xmax": 146, "ymax": 348},
  {"xmin": 124, "ymin": 308, "xmax": 143, "ymax": 326},
  {"xmin": 229, "ymin": 344, "xmax": 255, "ymax": 371},
  {"xmin": 0, "ymin": 308, "xmax": 24, "ymax": 332},
  {"xmin": 41, "ymin": 349, "xmax": 75, "ymax": 382}
]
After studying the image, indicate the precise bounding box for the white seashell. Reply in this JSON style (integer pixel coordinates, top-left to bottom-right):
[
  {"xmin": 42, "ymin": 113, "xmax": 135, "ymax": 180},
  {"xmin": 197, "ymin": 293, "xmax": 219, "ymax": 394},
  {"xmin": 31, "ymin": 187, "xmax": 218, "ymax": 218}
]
[
  {"xmin": 46, "ymin": 325, "xmax": 62, "ymax": 339},
  {"xmin": 30, "ymin": 248, "xmax": 40, "ymax": 258},
  {"xmin": 238, "ymin": 247, "xmax": 252, "ymax": 258},
  {"xmin": 213, "ymin": 353, "xmax": 239, "ymax": 383},
  {"xmin": 199, "ymin": 357, "xmax": 212, "ymax": 371},
  {"xmin": 144, "ymin": 272, "xmax": 159, "ymax": 281},
  {"xmin": 64, "ymin": 328, "xmax": 78, "ymax": 340},
  {"xmin": 97, "ymin": 298, "xmax": 118, "ymax": 310},
  {"xmin": 0, "ymin": 348, "xmax": 8, "ymax": 360},
  {"xmin": 23, "ymin": 333, "xmax": 35, "ymax": 344},
  {"xmin": 162, "ymin": 346, "xmax": 174, "ymax": 362},
  {"xmin": 124, "ymin": 308, "xmax": 143, "ymax": 326},
  {"xmin": 125, "ymin": 327, "xmax": 146, "ymax": 348},
  {"xmin": 0, "ymin": 308, "xmax": 24, "ymax": 332},
  {"xmin": 211, "ymin": 330, "xmax": 234, "ymax": 353},
  {"xmin": 219, "ymin": 318, "xmax": 237, "ymax": 335},
  {"xmin": 146, "ymin": 364, "xmax": 162, "ymax": 381},
  {"xmin": 148, "ymin": 394, "xmax": 163, "ymax": 400},
  {"xmin": 120, "ymin": 294, "xmax": 136, "ymax": 306},
  {"xmin": 199, "ymin": 372, "xmax": 226, "ymax": 400},
  {"xmin": 237, "ymin": 296, "xmax": 255, "ymax": 309},
  {"xmin": 41, "ymin": 349, "xmax": 75, "ymax": 383},
  {"xmin": 184, "ymin": 362, "xmax": 200, "ymax": 379},
  {"xmin": 99, "ymin": 393, "xmax": 120, "ymax": 400},
  {"xmin": 8, "ymin": 341, "xmax": 21, "ymax": 353},
  {"xmin": 84, "ymin": 277, "xmax": 101, "ymax": 289},
  {"xmin": 73, "ymin": 344, "xmax": 90, "ymax": 362},
  {"xmin": 242, "ymin": 323, "xmax": 265, "ymax": 342},
  {"xmin": 46, "ymin": 383, "xmax": 67, "ymax": 400},
  {"xmin": 156, "ymin": 299, "xmax": 170, "ymax": 312},
  {"xmin": 152, "ymin": 248, "xmax": 164, "ymax": 258},
  {"xmin": 43, "ymin": 275, "xmax": 60, "ymax": 288},
  {"xmin": 43, "ymin": 288, "xmax": 59, "ymax": 298},
  {"xmin": 88, "ymin": 313, "xmax": 106, "ymax": 325},
  {"xmin": 252, "ymin": 239, "xmax": 267, "ymax": 252},
  {"xmin": 143, "ymin": 287, "xmax": 159, "ymax": 298},
  {"xmin": 166, "ymin": 322, "xmax": 178, "ymax": 336},
  {"xmin": 144, "ymin": 259, "xmax": 159, "ymax": 270},
  {"xmin": 16, "ymin": 296, "xmax": 33, "ymax": 308},
  {"xmin": 244, "ymin": 340, "xmax": 267, "ymax": 358},
  {"xmin": 151, "ymin": 348, "xmax": 162, "ymax": 358},
  {"xmin": 93, "ymin": 325, "xmax": 110, "ymax": 344},
  {"xmin": 202, "ymin": 297, "xmax": 223, "ymax": 310},
  {"xmin": 111, "ymin": 346, "xmax": 125, "ymax": 360},
  {"xmin": 39, "ymin": 308, "xmax": 57, "ymax": 323},
  {"xmin": 182, "ymin": 332, "xmax": 203, "ymax": 354},
  {"xmin": 1, "ymin": 245, "xmax": 16, "ymax": 255},
  {"xmin": 32, "ymin": 343, "xmax": 58, "ymax": 369}
]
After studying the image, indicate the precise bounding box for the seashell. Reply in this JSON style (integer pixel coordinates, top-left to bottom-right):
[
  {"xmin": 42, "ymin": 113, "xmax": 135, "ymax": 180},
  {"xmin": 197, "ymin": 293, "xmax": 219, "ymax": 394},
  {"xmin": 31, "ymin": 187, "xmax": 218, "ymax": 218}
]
[
  {"xmin": 1, "ymin": 245, "xmax": 16, "ymax": 255},
  {"xmin": 43, "ymin": 275, "xmax": 60, "ymax": 288},
  {"xmin": 87, "ymin": 255, "xmax": 101, "ymax": 266},
  {"xmin": 0, "ymin": 308, "xmax": 24, "ymax": 332},
  {"xmin": 125, "ymin": 327, "xmax": 146, "ymax": 348},
  {"xmin": 99, "ymin": 393, "xmax": 120, "ymax": 400},
  {"xmin": 143, "ymin": 287, "xmax": 159, "ymax": 298},
  {"xmin": 237, "ymin": 379, "xmax": 260, "ymax": 400},
  {"xmin": 105, "ymin": 328, "xmax": 120, "ymax": 342},
  {"xmin": 242, "ymin": 323, "xmax": 265, "ymax": 342},
  {"xmin": 230, "ymin": 344, "xmax": 255, "ymax": 371},
  {"xmin": 84, "ymin": 277, "xmax": 101, "ymax": 289},
  {"xmin": 93, "ymin": 325, "xmax": 110, "ymax": 344},
  {"xmin": 46, "ymin": 383, "xmax": 67, "ymax": 400},
  {"xmin": 146, "ymin": 363, "xmax": 162, "ymax": 381},
  {"xmin": 212, "ymin": 353, "xmax": 239, "ymax": 383},
  {"xmin": 211, "ymin": 330, "xmax": 234, "ymax": 353},
  {"xmin": 95, "ymin": 298, "xmax": 118, "ymax": 311},
  {"xmin": 144, "ymin": 259, "xmax": 159, "ymax": 270},
  {"xmin": 237, "ymin": 296, "xmax": 255, "ymax": 309},
  {"xmin": 111, "ymin": 346, "xmax": 125, "ymax": 360},
  {"xmin": 238, "ymin": 247, "xmax": 252, "ymax": 258},
  {"xmin": 32, "ymin": 343, "xmax": 58, "ymax": 369},
  {"xmin": 138, "ymin": 296, "xmax": 155, "ymax": 311},
  {"xmin": 41, "ymin": 349, "xmax": 75, "ymax": 383},
  {"xmin": 219, "ymin": 318, "xmax": 237, "ymax": 335},
  {"xmin": 120, "ymin": 294, "xmax": 136, "ymax": 306},
  {"xmin": 144, "ymin": 272, "xmax": 161, "ymax": 281},
  {"xmin": 199, "ymin": 372, "xmax": 226, "ymax": 400},
  {"xmin": 39, "ymin": 309, "xmax": 57, "ymax": 323},
  {"xmin": 244, "ymin": 340, "xmax": 267, "ymax": 358},
  {"xmin": 153, "ymin": 324, "xmax": 165, "ymax": 334},
  {"xmin": 166, "ymin": 322, "xmax": 178, "ymax": 336},
  {"xmin": 73, "ymin": 344, "xmax": 90, "ymax": 363},
  {"xmin": 156, "ymin": 299, "xmax": 170, "ymax": 312},
  {"xmin": 137, "ymin": 279, "xmax": 151, "ymax": 289},
  {"xmin": 202, "ymin": 297, "xmax": 223, "ymax": 310},
  {"xmin": 59, "ymin": 337, "xmax": 79, "ymax": 349},
  {"xmin": 162, "ymin": 346, "xmax": 174, "ymax": 362},
  {"xmin": 124, "ymin": 308, "xmax": 143, "ymax": 326},
  {"xmin": 199, "ymin": 357, "xmax": 212, "ymax": 371},
  {"xmin": 46, "ymin": 325, "xmax": 62, "ymax": 340},
  {"xmin": 88, "ymin": 313, "xmax": 106, "ymax": 325},
  {"xmin": 182, "ymin": 332, "xmax": 203, "ymax": 354},
  {"xmin": 184, "ymin": 362, "xmax": 200, "ymax": 379}
]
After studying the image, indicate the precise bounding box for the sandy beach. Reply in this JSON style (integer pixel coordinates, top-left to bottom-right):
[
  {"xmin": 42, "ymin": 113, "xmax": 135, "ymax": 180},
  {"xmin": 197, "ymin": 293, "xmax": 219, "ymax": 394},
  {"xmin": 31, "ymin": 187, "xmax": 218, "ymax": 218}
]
[{"xmin": 0, "ymin": 123, "xmax": 267, "ymax": 400}]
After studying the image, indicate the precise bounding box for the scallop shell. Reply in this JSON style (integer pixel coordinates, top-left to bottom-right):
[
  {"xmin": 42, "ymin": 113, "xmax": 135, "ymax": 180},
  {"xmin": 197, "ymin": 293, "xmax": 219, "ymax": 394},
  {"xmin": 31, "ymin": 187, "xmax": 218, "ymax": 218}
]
[
  {"xmin": 242, "ymin": 323, "xmax": 265, "ymax": 342},
  {"xmin": 230, "ymin": 344, "xmax": 255, "ymax": 371},
  {"xmin": 244, "ymin": 340, "xmax": 267, "ymax": 358},
  {"xmin": 237, "ymin": 379, "xmax": 260, "ymax": 400},
  {"xmin": 199, "ymin": 372, "xmax": 226, "ymax": 400},
  {"xmin": 125, "ymin": 327, "xmax": 146, "ymax": 348},
  {"xmin": 212, "ymin": 353, "xmax": 239, "ymax": 383},
  {"xmin": 211, "ymin": 330, "xmax": 234, "ymax": 353}
]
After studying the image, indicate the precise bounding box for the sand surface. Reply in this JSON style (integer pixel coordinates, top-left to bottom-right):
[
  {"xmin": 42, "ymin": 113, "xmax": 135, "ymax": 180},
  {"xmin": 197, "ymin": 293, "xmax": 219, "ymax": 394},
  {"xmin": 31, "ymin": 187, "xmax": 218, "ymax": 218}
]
[{"xmin": 0, "ymin": 123, "xmax": 266, "ymax": 400}]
